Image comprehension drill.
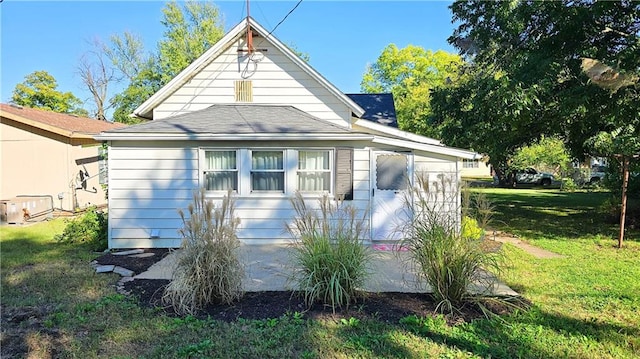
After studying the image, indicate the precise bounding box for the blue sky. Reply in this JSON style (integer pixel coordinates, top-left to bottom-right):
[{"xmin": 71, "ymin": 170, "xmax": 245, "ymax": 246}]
[{"xmin": 0, "ymin": 0, "xmax": 457, "ymax": 115}]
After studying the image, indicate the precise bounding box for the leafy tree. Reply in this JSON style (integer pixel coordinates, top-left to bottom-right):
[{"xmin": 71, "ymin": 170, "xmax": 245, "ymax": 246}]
[
  {"xmin": 104, "ymin": 31, "xmax": 147, "ymax": 83},
  {"xmin": 12, "ymin": 71, "xmax": 88, "ymax": 116},
  {"xmin": 287, "ymin": 42, "xmax": 310, "ymax": 63},
  {"xmin": 110, "ymin": 59, "xmax": 163, "ymax": 124},
  {"xmin": 361, "ymin": 45, "xmax": 463, "ymax": 137},
  {"xmin": 157, "ymin": 1, "xmax": 225, "ymax": 85},
  {"xmin": 431, "ymin": 1, "xmax": 639, "ymax": 181},
  {"xmin": 106, "ymin": 1, "xmax": 225, "ymax": 123},
  {"xmin": 511, "ymin": 137, "xmax": 571, "ymax": 176}
]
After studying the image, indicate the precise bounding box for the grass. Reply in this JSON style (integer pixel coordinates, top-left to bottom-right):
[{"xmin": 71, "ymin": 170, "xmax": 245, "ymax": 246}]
[{"xmin": 2, "ymin": 189, "xmax": 639, "ymax": 358}]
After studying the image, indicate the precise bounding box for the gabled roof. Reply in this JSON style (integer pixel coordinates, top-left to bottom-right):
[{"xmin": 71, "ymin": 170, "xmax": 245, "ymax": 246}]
[
  {"xmin": 0, "ymin": 103, "xmax": 125, "ymax": 139},
  {"xmin": 346, "ymin": 93, "xmax": 397, "ymax": 128},
  {"xmin": 98, "ymin": 104, "xmax": 372, "ymax": 141},
  {"xmin": 133, "ymin": 17, "xmax": 365, "ymax": 120}
]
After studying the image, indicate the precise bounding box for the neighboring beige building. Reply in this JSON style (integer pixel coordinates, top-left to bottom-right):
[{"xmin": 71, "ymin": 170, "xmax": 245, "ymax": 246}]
[
  {"xmin": 1, "ymin": 104, "xmax": 125, "ymax": 213},
  {"xmin": 460, "ymin": 158, "xmax": 492, "ymax": 178}
]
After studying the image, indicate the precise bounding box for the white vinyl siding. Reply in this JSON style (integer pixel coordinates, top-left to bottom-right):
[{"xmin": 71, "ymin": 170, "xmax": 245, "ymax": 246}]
[
  {"xmin": 153, "ymin": 38, "xmax": 352, "ymax": 126},
  {"xmin": 107, "ymin": 144, "xmax": 460, "ymax": 248},
  {"xmin": 107, "ymin": 143, "xmax": 199, "ymax": 248}
]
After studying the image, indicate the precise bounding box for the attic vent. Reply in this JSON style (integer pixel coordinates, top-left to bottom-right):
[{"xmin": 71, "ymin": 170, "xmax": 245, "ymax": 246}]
[{"xmin": 235, "ymin": 80, "xmax": 253, "ymax": 102}]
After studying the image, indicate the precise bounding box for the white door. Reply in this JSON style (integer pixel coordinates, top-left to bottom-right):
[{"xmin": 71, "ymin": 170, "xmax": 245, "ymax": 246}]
[{"xmin": 371, "ymin": 151, "xmax": 412, "ymax": 241}]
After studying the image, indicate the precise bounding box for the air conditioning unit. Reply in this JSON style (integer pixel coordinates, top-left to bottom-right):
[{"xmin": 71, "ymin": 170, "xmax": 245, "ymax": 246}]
[{"xmin": 1, "ymin": 196, "xmax": 54, "ymax": 224}]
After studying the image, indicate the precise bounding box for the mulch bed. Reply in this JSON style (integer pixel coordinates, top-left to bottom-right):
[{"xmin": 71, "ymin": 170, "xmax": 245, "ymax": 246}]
[
  {"xmin": 94, "ymin": 249, "xmax": 521, "ymax": 324},
  {"xmin": 93, "ymin": 248, "xmax": 172, "ymax": 275}
]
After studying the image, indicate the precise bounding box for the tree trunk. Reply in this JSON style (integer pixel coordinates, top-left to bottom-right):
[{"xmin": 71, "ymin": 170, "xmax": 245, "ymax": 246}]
[{"xmin": 618, "ymin": 156, "xmax": 630, "ymax": 248}]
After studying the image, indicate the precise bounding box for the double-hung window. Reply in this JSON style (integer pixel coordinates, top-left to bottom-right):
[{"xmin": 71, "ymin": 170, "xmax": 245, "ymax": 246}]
[
  {"xmin": 463, "ymin": 159, "xmax": 479, "ymax": 168},
  {"xmin": 204, "ymin": 150, "xmax": 238, "ymax": 191},
  {"xmin": 251, "ymin": 150, "xmax": 284, "ymax": 192},
  {"xmin": 297, "ymin": 150, "xmax": 331, "ymax": 192}
]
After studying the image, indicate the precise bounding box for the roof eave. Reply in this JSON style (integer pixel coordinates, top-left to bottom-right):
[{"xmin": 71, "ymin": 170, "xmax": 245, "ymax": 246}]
[
  {"xmin": 354, "ymin": 118, "xmax": 442, "ymax": 145},
  {"xmin": 372, "ymin": 136, "xmax": 480, "ymax": 160}
]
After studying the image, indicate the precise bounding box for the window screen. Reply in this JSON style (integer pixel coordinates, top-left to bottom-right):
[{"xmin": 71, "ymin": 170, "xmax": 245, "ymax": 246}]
[{"xmin": 376, "ymin": 154, "xmax": 408, "ymax": 190}]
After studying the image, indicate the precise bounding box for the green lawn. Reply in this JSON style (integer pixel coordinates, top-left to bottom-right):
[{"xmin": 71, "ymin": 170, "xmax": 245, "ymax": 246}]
[{"xmin": 2, "ymin": 190, "xmax": 639, "ymax": 358}]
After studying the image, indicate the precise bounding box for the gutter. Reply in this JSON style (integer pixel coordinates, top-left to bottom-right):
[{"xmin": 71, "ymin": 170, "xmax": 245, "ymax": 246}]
[
  {"xmin": 94, "ymin": 133, "xmax": 375, "ymax": 141},
  {"xmin": 372, "ymin": 136, "xmax": 480, "ymax": 160}
]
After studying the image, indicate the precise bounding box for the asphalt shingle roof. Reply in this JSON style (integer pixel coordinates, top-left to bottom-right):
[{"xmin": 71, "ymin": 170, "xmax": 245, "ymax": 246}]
[
  {"xmin": 346, "ymin": 93, "xmax": 398, "ymax": 128},
  {"xmin": 0, "ymin": 103, "xmax": 126, "ymax": 135},
  {"xmin": 106, "ymin": 104, "xmax": 356, "ymax": 134}
]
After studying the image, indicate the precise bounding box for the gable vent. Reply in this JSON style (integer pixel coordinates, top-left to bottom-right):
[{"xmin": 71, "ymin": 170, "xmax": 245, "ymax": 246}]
[{"xmin": 235, "ymin": 80, "xmax": 253, "ymax": 102}]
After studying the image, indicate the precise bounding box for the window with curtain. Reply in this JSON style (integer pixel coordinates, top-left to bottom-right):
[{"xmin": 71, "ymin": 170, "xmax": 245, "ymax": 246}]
[
  {"xmin": 204, "ymin": 150, "xmax": 238, "ymax": 191},
  {"xmin": 297, "ymin": 150, "xmax": 331, "ymax": 192},
  {"xmin": 463, "ymin": 159, "xmax": 479, "ymax": 168},
  {"xmin": 251, "ymin": 150, "xmax": 284, "ymax": 192}
]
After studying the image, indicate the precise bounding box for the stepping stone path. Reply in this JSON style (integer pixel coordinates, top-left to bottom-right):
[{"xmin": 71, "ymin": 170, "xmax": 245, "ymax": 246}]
[{"xmin": 90, "ymin": 249, "xmax": 158, "ymax": 296}]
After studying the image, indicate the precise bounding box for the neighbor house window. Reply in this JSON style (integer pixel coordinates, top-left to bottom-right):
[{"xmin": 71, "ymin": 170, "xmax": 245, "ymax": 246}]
[
  {"xmin": 251, "ymin": 150, "xmax": 284, "ymax": 192},
  {"xmin": 98, "ymin": 146, "xmax": 108, "ymax": 185},
  {"xmin": 463, "ymin": 159, "xmax": 479, "ymax": 168},
  {"xmin": 204, "ymin": 150, "xmax": 238, "ymax": 191},
  {"xmin": 297, "ymin": 150, "xmax": 331, "ymax": 192}
]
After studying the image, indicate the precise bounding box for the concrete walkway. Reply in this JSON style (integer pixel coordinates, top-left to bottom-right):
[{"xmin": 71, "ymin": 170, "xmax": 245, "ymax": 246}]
[
  {"xmin": 134, "ymin": 244, "xmax": 518, "ymax": 296},
  {"xmin": 490, "ymin": 231, "xmax": 564, "ymax": 259}
]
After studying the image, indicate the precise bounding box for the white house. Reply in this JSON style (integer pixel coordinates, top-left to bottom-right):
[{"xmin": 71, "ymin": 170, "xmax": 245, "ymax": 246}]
[{"xmin": 96, "ymin": 18, "xmax": 479, "ymax": 249}]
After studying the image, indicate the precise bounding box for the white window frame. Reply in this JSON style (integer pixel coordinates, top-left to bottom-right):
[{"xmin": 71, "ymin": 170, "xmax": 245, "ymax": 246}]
[
  {"xmin": 463, "ymin": 159, "xmax": 479, "ymax": 169},
  {"xmin": 296, "ymin": 149, "xmax": 333, "ymax": 193},
  {"xmin": 250, "ymin": 149, "xmax": 286, "ymax": 193},
  {"xmin": 199, "ymin": 147, "xmax": 334, "ymax": 197},
  {"xmin": 202, "ymin": 149, "xmax": 239, "ymax": 193}
]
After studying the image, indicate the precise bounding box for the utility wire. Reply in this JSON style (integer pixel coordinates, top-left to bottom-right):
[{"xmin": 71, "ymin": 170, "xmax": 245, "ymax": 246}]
[{"xmin": 266, "ymin": 0, "xmax": 303, "ymax": 38}]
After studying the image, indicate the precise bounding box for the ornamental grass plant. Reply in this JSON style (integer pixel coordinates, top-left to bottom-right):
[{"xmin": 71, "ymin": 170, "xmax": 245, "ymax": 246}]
[
  {"xmin": 286, "ymin": 192, "xmax": 372, "ymax": 312},
  {"xmin": 401, "ymin": 174, "xmax": 502, "ymax": 314},
  {"xmin": 163, "ymin": 189, "xmax": 244, "ymax": 314}
]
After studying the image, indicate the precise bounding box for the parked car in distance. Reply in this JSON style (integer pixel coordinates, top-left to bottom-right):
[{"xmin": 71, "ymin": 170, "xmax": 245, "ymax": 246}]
[
  {"xmin": 589, "ymin": 165, "xmax": 607, "ymax": 184},
  {"xmin": 514, "ymin": 167, "xmax": 555, "ymax": 186}
]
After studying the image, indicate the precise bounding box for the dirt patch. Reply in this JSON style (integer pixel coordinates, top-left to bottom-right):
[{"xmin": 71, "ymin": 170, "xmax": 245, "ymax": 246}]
[{"xmin": 0, "ymin": 305, "xmax": 64, "ymax": 359}]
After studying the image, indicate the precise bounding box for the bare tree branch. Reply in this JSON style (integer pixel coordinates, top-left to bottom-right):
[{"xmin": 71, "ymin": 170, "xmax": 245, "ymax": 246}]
[{"xmin": 77, "ymin": 38, "xmax": 115, "ymax": 121}]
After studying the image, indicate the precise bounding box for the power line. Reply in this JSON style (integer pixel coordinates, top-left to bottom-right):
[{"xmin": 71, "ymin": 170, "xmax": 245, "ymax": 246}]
[{"xmin": 266, "ymin": 0, "xmax": 303, "ymax": 38}]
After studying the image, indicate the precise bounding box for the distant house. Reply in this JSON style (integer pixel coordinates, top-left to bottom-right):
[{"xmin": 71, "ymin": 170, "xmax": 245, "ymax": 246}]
[
  {"xmin": 96, "ymin": 17, "xmax": 480, "ymax": 249},
  {"xmin": 0, "ymin": 104, "xmax": 125, "ymax": 214}
]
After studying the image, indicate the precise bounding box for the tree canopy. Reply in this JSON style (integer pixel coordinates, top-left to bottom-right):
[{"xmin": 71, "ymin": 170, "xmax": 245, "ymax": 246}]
[
  {"xmin": 87, "ymin": 1, "xmax": 225, "ymax": 123},
  {"xmin": 361, "ymin": 45, "xmax": 463, "ymax": 137},
  {"xmin": 12, "ymin": 71, "xmax": 88, "ymax": 116},
  {"xmin": 431, "ymin": 0, "xmax": 639, "ymax": 176}
]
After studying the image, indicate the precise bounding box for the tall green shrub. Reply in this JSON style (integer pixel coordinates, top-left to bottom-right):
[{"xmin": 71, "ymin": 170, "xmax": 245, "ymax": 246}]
[
  {"xmin": 286, "ymin": 193, "xmax": 372, "ymax": 312},
  {"xmin": 163, "ymin": 189, "xmax": 243, "ymax": 314},
  {"xmin": 55, "ymin": 207, "xmax": 107, "ymax": 251}
]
